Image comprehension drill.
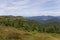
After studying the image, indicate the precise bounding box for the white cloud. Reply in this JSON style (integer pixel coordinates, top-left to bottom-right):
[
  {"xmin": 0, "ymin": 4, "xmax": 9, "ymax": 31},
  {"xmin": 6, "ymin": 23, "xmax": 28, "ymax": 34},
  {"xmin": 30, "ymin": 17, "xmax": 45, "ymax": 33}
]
[{"xmin": 0, "ymin": 0, "xmax": 60, "ymax": 16}]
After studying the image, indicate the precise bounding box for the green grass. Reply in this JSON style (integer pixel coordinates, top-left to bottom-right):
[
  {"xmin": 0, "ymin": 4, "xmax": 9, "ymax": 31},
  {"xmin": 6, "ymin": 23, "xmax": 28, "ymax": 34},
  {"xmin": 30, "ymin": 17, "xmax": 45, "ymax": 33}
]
[{"xmin": 0, "ymin": 26, "xmax": 60, "ymax": 40}]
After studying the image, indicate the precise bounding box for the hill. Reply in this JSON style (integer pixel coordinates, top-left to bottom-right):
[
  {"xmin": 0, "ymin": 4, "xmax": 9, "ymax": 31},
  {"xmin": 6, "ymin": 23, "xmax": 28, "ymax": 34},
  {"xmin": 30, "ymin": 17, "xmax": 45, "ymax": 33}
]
[
  {"xmin": 0, "ymin": 16, "xmax": 41, "ymax": 32},
  {"xmin": 26, "ymin": 16, "xmax": 60, "ymax": 23},
  {"xmin": 0, "ymin": 26, "xmax": 60, "ymax": 40},
  {"xmin": 0, "ymin": 16, "xmax": 60, "ymax": 33}
]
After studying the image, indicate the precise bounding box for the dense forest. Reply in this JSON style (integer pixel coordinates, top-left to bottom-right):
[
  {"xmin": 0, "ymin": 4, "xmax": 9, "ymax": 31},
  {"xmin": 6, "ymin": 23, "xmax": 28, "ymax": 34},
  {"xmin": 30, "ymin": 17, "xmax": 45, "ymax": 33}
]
[{"xmin": 0, "ymin": 16, "xmax": 60, "ymax": 34}]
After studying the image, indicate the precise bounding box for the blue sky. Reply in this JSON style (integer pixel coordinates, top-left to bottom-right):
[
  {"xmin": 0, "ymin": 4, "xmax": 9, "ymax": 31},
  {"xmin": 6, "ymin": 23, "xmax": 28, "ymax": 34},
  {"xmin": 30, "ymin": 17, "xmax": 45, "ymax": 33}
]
[{"xmin": 0, "ymin": 0, "xmax": 60, "ymax": 16}]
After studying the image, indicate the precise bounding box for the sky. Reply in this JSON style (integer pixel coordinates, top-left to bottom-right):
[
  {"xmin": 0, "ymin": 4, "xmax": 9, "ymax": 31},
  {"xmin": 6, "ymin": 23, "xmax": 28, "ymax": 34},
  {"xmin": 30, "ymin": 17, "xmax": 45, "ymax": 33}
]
[{"xmin": 0, "ymin": 0, "xmax": 60, "ymax": 16}]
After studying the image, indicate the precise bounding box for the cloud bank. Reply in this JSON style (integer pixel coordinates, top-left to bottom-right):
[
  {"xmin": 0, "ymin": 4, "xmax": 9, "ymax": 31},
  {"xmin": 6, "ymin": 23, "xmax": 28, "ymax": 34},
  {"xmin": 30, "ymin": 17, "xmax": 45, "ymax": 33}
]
[{"xmin": 0, "ymin": 0, "xmax": 60, "ymax": 16}]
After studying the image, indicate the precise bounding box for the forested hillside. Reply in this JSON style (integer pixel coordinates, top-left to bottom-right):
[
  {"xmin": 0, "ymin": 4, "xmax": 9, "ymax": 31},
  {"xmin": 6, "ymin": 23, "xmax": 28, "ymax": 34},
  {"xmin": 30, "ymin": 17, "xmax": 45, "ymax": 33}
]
[
  {"xmin": 0, "ymin": 16, "xmax": 60, "ymax": 33},
  {"xmin": 0, "ymin": 16, "xmax": 41, "ymax": 32}
]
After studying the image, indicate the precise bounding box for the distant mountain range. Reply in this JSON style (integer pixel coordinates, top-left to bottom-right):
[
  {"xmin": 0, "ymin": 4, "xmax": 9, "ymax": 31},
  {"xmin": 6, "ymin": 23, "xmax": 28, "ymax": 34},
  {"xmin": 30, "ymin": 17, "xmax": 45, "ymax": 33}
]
[{"xmin": 26, "ymin": 16, "xmax": 60, "ymax": 23}]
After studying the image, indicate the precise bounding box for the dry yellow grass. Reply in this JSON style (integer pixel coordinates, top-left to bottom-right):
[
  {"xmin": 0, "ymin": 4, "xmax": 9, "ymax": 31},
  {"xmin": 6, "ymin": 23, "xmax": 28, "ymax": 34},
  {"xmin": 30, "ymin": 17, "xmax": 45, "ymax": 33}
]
[{"xmin": 0, "ymin": 26, "xmax": 60, "ymax": 40}]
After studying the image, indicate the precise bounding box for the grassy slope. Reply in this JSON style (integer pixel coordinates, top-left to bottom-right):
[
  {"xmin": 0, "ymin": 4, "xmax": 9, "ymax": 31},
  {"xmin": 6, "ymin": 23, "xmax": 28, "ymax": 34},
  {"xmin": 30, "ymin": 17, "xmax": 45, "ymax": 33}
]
[{"xmin": 0, "ymin": 26, "xmax": 60, "ymax": 40}]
